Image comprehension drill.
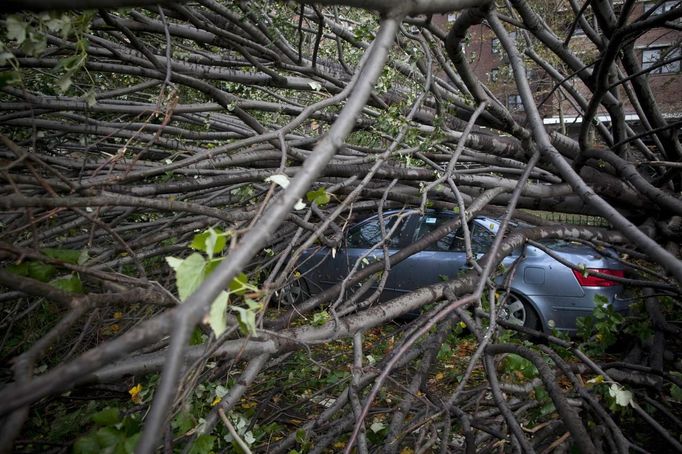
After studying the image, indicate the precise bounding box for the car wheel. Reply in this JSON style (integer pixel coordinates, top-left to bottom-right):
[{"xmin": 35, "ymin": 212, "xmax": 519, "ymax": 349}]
[
  {"xmin": 280, "ymin": 278, "xmax": 309, "ymax": 305},
  {"xmin": 502, "ymin": 294, "xmax": 540, "ymax": 330}
]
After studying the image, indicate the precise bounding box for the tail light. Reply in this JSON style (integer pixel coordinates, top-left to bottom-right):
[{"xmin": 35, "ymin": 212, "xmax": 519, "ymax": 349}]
[{"xmin": 572, "ymin": 268, "xmax": 625, "ymax": 287}]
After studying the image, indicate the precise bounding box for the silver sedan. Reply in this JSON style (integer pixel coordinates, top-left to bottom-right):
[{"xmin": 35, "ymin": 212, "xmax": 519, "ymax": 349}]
[{"xmin": 290, "ymin": 211, "xmax": 629, "ymax": 333}]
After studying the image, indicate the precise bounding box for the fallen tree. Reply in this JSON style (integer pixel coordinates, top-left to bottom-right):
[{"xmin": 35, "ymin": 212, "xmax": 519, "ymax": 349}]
[{"xmin": 0, "ymin": 0, "xmax": 681, "ymax": 452}]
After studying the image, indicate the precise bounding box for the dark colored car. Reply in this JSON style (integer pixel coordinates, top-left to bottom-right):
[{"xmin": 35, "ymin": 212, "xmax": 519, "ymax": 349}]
[{"xmin": 288, "ymin": 211, "xmax": 629, "ymax": 333}]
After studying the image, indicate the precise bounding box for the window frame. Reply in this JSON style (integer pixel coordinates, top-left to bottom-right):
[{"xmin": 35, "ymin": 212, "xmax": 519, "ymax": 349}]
[
  {"xmin": 643, "ymin": 1, "xmax": 680, "ymax": 15},
  {"xmin": 507, "ymin": 93, "xmax": 524, "ymax": 111},
  {"xmin": 641, "ymin": 45, "xmax": 681, "ymax": 74},
  {"xmin": 490, "ymin": 67, "xmax": 499, "ymax": 82}
]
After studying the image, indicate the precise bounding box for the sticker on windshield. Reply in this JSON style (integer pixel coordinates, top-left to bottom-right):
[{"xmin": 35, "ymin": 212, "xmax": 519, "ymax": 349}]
[{"xmin": 425, "ymin": 217, "xmax": 436, "ymax": 224}]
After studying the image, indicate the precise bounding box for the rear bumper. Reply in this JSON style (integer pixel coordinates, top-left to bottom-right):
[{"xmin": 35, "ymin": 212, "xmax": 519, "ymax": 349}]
[{"xmin": 527, "ymin": 287, "xmax": 631, "ymax": 333}]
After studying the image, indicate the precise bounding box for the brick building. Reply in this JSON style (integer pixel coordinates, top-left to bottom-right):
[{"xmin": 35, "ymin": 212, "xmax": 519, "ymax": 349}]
[{"xmin": 434, "ymin": 1, "xmax": 682, "ymax": 141}]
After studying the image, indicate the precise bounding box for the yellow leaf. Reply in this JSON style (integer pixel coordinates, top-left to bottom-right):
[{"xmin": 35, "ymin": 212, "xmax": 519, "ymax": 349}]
[
  {"xmin": 435, "ymin": 372, "xmax": 445, "ymax": 381},
  {"xmin": 113, "ymin": 311, "xmax": 124, "ymax": 320},
  {"xmin": 587, "ymin": 375, "xmax": 605, "ymax": 385},
  {"xmin": 129, "ymin": 384, "xmax": 143, "ymax": 404},
  {"xmin": 400, "ymin": 448, "xmax": 414, "ymax": 454},
  {"xmin": 211, "ymin": 396, "xmax": 221, "ymax": 406}
]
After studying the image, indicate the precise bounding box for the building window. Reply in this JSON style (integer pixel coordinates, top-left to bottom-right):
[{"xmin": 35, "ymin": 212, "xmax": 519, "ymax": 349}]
[
  {"xmin": 643, "ymin": 1, "xmax": 679, "ymax": 15},
  {"xmin": 642, "ymin": 46, "xmax": 681, "ymax": 74},
  {"xmin": 508, "ymin": 94, "xmax": 524, "ymax": 111},
  {"xmin": 492, "ymin": 38, "xmax": 501, "ymax": 54},
  {"xmin": 491, "ymin": 32, "xmax": 517, "ymax": 54},
  {"xmin": 490, "ymin": 68, "xmax": 499, "ymax": 82}
]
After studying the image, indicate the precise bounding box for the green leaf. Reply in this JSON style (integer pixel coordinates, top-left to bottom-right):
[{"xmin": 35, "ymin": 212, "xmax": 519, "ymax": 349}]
[
  {"xmin": 538, "ymin": 400, "xmax": 556, "ymax": 417},
  {"xmin": 56, "ymin": 73, "xmax": 72, "ymax": 93},
  {"xmin": 6, "ymin": 16, "xmax": 27, "ymax": 44},
  {"xmin": 228, "ymin": 272, "xmax": 249, "ymax": 295},
  {"xmin": 295, "ymin": 429, "xmax": 307, "ymax": 444},
  {"xmin": 94, "ymin": 426, "xmax": 123, "ymax": 448},
  {"xmin": 587, "ymin": 375, "xmax": 605, "ymax": 385},
  {"xmin": 91, "ymin": 407, "xmax": 120, "ymax": 426},
  {"xmin": 172, "ymin": 411, "xmax": 196, "ymax": 435},
  {"xmin": 188, "ymin": 434, "xmax": 215, "ymax": 454},
  {"xmin": 312, "ymin": 310, "xmax": 330, "ymax": 326},
  {"xmin": 85, "ymin": 89, "xmax": 97, "ymax": 107},
  {"xmin": 73, "ymin": 435, "xmax": 101, "ymax": 454},
  {"xmin": 207, "ymin": 290, "xmax": 229, "ymax": 337},
  {"xmin": 305, "ymin": 187, "xmax": 330, "ymax": 206},
  {"xmin": 593, "ymin": 293, "xmax": 608, "ymax": 305},
  {"xmin": 190, "ymin": 228, "xmax": 226, "ymax": 259},
  {"xmin": 502, "ymin": 353, "xmax": 538, "ymax": 379},
  {"xmin": 20, "ymin": 32, "xmax": 47, "ymax": 56},
  {"xmin": 204, "ymin": 258, "xmax": 222, "ymax": 276},
  {"xmin": 167, "ymin": 253, "xmax": 207, "ymax": 301},
  {"xmin": 50, "ymin": 274, "xmax": 83, "ymax": 293},
  {"xmin": 671, "ymin": 384, "xmax": 682, "ymax": 401},
  {"xmin": 28, "ymin": 261, "xmax": 57, "ymax": 282},
  {"xmin": 42, "ymin": 247, "xmax": 81, "ymax": 264},
  {"xmin": 122, "ymin": 432, "xmax": 140, "ymax": 454},
  {"xmin": 6, "ymin": 261, "xmax": 30, "ymax": 276},
  {"xmin": 0, "ymin": 71, "xmax": 21, "ymax": 88},
  {"xmin": 165, "ymin": 256, "xmax": 183, "ymax": 270},
  {"xmin": 190, "ymin": 327, "xmax": 206, "ymax": 346},
  {"xmin": 232, "ymin": 299, "xmax": 261, "ymax": 336},
  {"xmin": 55, "ymin": 53, "xmax": 84, "ymax": 72}
]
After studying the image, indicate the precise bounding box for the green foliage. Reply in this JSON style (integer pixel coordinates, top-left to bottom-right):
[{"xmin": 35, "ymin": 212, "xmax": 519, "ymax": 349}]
[
  {"xmin": 670, "ymin": 372, "xmax": 682, "ymax": 401},
  {"xmin": 8, "ymin": 260, "xmax": 57, "ymax": 282},
  {"xmin": 6, "ymin": 247, "xmax": 86, "ymax": 293},
  {"xmin": 188, "ymin": 434, "xmax": 215, "ymax": 454},
  {"xmin": 501, "ymin": 353, "xmax": 538, "ymax": 382},
  {"xmin": 3, "ymin": 11, "xmax": 94, "ymax": 92},
  {"xmin": 42, "ymin": 247, "xmax": 86, "ymax": 264},
  {"xmin": 231, "ymin": 298, "xmax": 261, "ymax": 336},
  {"xmin": 312, "ymin": 310, "xmax": 330, "ymax": 326},
  {"xmin": 367, "ymin": 419, "xmax": 388, "ymax": 444},
  {"xmin": 51, "ymin": 274, "xmax": 84, "ymax": 293},
  {"xmin": 532, "ymin": 386, "xmax": 556, "ymax": 420},
  {"xmin": 166, "ymin": 229, "xmax": 261, "ymax": 336},
  {"xmin": 0, "ymin": 70, "xmax": 21, "ymax": 88},
  {"xmin": 166, "ymin": 253, "xmax": 209, "ymax": 301},
  {"xmin": 190, "ymin": 227, "xmax": 228, "ymax": 260},
  {"xmin": 73, "ymin": 406, "xmax": 141, "ymax": 454},
  {"xmin": 306, "ymin": 187, "xmax": 330, "ymax": 206},
  {"xmin": 576, "ymin": 294, "xmax": 624, "ymax": 354}
]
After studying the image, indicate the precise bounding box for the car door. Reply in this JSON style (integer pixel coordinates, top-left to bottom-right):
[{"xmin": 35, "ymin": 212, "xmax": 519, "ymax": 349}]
[
  {"xmin": 387, "ymin": 212, "xmax": 468, "ymax": 296},
  {"xmin": 298, "ymin": 212, "xmax": 411, "ymax": 298},
  {"xmin": 340, "ymin": 212, "xmax": 411, "ymax": 300}
]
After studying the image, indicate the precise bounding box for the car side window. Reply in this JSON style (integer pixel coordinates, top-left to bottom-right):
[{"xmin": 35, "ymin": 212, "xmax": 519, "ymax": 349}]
[
  {"xmin": 471, "ymin": 221, "xmax": 495, "ymax": 254},
  {"xmin": 413, "ymin": 215, "xmax": 463, "ymax": 251},
  {"xmin": 346, "ymin": 215, "xmax": 404, "ymax": 248}
]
